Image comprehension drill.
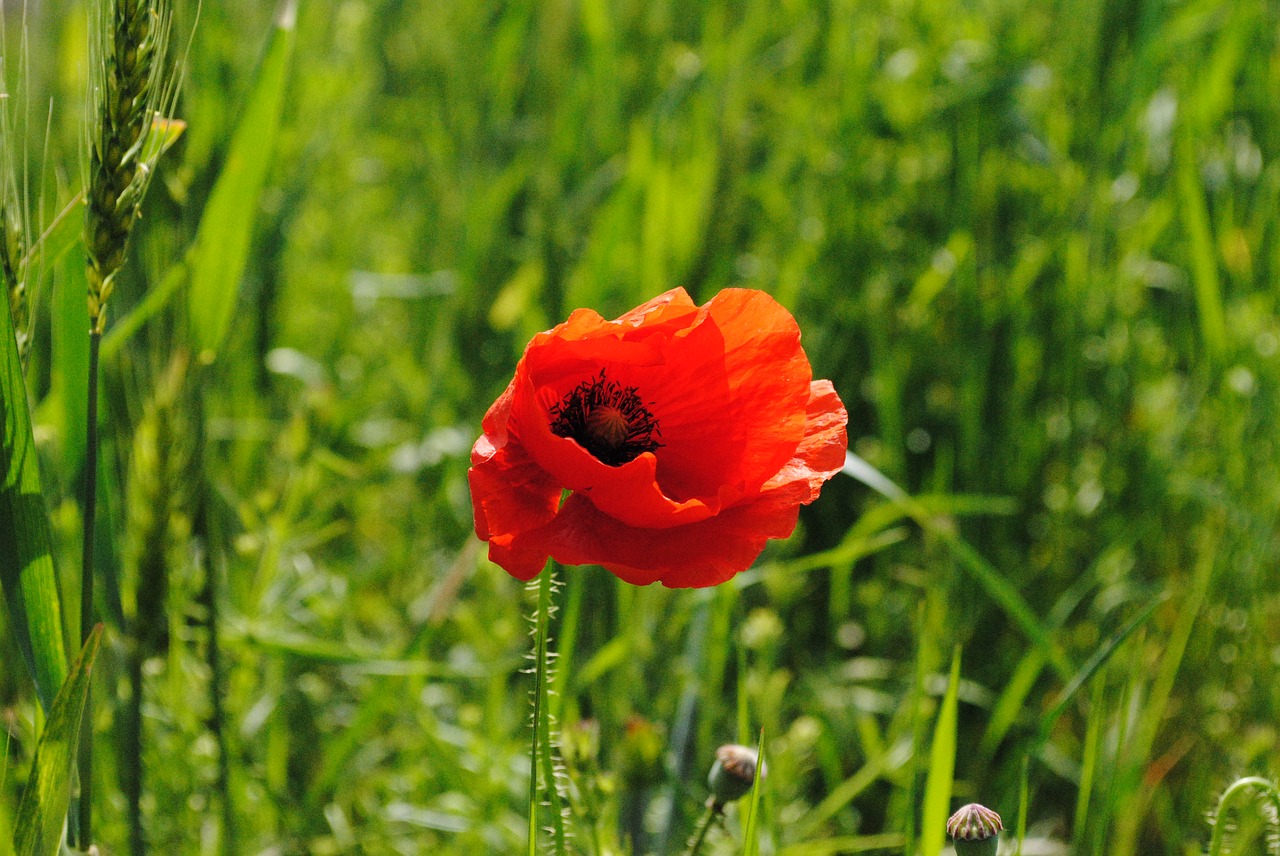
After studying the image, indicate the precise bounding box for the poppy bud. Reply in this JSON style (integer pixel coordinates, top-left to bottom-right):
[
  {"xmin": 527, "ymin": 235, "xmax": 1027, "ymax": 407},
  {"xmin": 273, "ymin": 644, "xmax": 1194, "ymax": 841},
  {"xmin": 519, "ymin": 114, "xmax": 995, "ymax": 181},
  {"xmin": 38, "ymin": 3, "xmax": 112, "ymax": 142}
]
[
  {"xmin": 707, "ymin": 744, "xmax": 763, "ymax": 805},
  {"xmin": 946, "ymin": 803, "xmax": 1002, "ymax": 856}
]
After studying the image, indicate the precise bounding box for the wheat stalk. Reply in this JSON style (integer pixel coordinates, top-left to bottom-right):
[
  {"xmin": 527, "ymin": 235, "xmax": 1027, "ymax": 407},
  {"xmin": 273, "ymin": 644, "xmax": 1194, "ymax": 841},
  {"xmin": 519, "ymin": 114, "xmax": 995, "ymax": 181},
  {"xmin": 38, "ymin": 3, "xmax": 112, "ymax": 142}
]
[
  {"xmin": 77, "ymin": 0, "xmax": 178, "ymax": 850},
  {"xmin": 85, "ymin": 0, "xmax": 175, "ymax": 333}
]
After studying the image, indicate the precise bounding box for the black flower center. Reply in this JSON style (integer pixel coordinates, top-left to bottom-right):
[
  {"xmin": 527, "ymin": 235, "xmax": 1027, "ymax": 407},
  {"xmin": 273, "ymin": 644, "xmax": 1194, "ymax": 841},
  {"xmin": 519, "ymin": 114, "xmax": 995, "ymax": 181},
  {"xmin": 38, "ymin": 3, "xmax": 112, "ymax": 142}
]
[{"xmin": 549, "ymin": 369, "xmax": 662, "ymax": 466}]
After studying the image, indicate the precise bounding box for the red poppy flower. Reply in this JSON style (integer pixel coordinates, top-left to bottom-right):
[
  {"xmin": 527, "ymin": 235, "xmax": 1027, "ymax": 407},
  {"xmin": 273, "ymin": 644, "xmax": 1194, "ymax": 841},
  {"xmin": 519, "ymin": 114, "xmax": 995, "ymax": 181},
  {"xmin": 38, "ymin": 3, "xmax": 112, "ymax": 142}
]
[{"xmin": 468, "ymin": 287, "xmax": 848, "ymax": 588}]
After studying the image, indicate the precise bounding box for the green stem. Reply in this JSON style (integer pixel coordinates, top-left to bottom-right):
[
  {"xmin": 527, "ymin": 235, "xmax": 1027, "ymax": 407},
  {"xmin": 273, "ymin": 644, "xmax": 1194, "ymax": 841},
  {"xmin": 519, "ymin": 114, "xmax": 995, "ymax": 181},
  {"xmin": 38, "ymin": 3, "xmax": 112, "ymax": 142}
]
[
  {"xmin": 123, "ymin": 640, "xmax": 144, "ymax": 855},
  {"xmin": 681, "ymin": 801, "xmax": 721, "ymax": 856},
  {"xmin": 192, "ymin": 377, "xmax": 237, "ymax": 856},
  {"xmin": 1207, "ymin": 777, "xmax": 1280, "ymax": 856},
  {"xmin": 75, "ymin": 327, "xmax": 102, "ymax": 850},
  {"xmin": 204, "ymin": 530, "xmax": 237, "ymax": 856},
  {"xmin": 528, "ymin": 567, "xmax": 567, "ymax": 855}
]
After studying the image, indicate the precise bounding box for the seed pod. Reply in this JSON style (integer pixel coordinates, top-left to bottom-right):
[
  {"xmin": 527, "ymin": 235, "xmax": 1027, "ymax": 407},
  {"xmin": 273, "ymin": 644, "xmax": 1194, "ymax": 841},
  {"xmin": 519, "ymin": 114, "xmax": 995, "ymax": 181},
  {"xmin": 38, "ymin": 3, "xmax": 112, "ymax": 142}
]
[
  {"xmin": 946, "ymin": 803, "xmax": 1002, "ymax": 856},
  {"xmin": 707, "ymin": 744, "xmax": 763, "ymax": 805}
]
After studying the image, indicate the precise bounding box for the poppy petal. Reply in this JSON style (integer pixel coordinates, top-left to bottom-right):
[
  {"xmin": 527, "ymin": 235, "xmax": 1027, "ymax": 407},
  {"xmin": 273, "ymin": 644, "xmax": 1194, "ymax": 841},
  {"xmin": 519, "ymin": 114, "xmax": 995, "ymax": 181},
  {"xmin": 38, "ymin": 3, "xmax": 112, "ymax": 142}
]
[
  {"xmin": 539, "ymin": 482, "xmax": 810, "ymax": 588},
  {"xmin": 763, "ymin": 380, "xmax": 849, "ymax": 500},
  {"xmin": 514, "ymin": 343, "xmax": 721, "ymax": 528},
  {"xmin": 468, "ymin": 433, "xmax": 559, "ymax": 580}
]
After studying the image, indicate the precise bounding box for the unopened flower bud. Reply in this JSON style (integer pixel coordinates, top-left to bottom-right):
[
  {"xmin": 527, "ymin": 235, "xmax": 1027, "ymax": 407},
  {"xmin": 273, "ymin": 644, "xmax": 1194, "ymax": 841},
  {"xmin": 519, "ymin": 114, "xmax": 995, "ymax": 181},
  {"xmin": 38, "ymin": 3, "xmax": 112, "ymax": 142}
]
[
  {"xmin": 707, "ymin": 744, "xmax": 763, "ymax": 805},
  {"xmin": 946, "ymin": 803, "xmax": 1002, "ymax": 856}
]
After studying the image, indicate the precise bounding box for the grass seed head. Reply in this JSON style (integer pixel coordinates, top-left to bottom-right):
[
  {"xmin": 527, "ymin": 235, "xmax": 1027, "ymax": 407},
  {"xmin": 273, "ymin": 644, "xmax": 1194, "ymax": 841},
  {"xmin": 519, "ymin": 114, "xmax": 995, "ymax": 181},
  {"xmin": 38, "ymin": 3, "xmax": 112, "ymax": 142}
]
[{"xmin": 85, "ymin": 0, "xmax": 176, "ymax": 332}]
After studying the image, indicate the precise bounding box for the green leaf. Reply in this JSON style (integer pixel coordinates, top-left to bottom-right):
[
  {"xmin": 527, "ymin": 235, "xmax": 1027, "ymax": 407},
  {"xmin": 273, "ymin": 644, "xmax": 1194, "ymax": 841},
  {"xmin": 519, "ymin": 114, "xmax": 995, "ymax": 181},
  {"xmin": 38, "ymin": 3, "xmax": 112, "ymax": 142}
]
[
  {"xmin": 740, "ymin": 729, "xmax": 767, "ymax": 856},
  {"xmin": 13, "ymin": 625, "xmax": 102, "ymax": 856},
  {"xmin": 187, "ymin": 0, "xmax": 297, "ymax": 361},
  {"xmin": 0, "ymin": 285, "xmax": 69, "ymax": 712},
  {"xmin": 920, "ymin": 647, "xmax": 961, "ymax": 856}
]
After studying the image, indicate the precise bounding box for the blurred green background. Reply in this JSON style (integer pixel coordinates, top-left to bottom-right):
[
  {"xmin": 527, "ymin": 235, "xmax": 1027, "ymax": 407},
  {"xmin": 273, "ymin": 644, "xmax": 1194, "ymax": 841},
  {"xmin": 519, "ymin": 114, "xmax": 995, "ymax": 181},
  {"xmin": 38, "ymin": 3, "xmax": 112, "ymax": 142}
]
[{"xmin": 3, "ymin": 0, "xmax": 1279, "ymax": 853}]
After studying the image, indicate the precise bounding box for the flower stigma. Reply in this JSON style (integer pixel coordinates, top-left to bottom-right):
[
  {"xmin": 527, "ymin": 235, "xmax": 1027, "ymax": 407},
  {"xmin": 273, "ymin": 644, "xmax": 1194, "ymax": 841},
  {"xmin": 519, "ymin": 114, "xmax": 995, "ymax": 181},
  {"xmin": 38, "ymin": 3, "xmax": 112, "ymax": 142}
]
[{"xmin": 549, "ymin": 369, "xmax": 662, "ymax": 466}]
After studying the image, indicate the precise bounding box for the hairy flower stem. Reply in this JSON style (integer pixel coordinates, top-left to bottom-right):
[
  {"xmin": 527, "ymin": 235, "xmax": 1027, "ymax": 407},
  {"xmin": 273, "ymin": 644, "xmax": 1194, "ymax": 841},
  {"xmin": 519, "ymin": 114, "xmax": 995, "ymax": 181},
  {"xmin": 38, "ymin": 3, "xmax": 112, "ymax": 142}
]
[
  {"xmin": 528, "ymin": 568, "xmax": 567, "ymax": 855},
  {"xmin": 1207, "ymin": 777, "xmax": 1280, "ymax": 856}
]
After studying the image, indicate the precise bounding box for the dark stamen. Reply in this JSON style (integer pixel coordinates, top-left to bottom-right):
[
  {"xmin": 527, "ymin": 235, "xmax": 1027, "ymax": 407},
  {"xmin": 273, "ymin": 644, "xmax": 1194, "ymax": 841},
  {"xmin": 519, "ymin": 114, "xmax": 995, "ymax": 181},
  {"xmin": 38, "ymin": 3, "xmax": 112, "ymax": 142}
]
[{"xmin": 549, "ymin": 369, "xmax": 662, "ymax": 466}]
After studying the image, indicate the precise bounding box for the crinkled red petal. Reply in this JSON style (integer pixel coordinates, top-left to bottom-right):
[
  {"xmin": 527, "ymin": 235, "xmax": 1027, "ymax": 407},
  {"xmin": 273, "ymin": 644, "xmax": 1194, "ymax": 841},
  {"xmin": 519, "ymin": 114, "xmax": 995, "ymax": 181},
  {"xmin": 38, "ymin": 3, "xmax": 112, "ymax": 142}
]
[
  {"xmin": 468, "ymin": 432, "xmax": 559, "ymax": 580},
  {"xmin": 537, "ymin": 481, "xmax": 810, "ymax": 588},
  {"xmin": 763, "ymin": 380, "xmax": 848, "ymax": 499}
]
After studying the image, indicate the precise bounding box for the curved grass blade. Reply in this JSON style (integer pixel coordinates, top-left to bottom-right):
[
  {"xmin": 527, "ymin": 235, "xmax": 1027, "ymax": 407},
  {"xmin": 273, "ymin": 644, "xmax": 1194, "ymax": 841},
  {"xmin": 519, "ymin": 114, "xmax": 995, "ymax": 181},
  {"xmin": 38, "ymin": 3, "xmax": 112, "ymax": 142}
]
[
  {"xmin": 1, "ymin": 285, "xmax": 68, "ymax": 712},
  {"xmin": 919, "ymin": 647, "xmax": 961, "ymax": 856},
  {"xmin": 188, "ymin": 0, "xmax": 296, "ymax": 361},
  {"xmin": 12, "ymin": 624, "xmax": 103, "ymax": 856}
]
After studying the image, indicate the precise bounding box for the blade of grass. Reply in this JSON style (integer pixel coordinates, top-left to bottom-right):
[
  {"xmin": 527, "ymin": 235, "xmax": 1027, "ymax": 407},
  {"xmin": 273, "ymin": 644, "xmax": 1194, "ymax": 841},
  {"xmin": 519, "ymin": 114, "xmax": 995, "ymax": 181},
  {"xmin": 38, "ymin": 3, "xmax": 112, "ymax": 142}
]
[
  {"xmin": 842, "ymin": 452, "xmax": 1074, "ymax": 681},
  {"xmin": 741, "ymin": 729, "xmax": 767, "ymax": 856},
  {"xmin": 188, "ymin": 0, "xmax": 296, "ymax": 361},
  {"xmin": 1015, "ymin": 754, "xmax": 1029, "ymax": 856},
  {"xmin": 919, "ymin": 647, "xmax": 961, "ymax": 856},
  {"xmin": 1174, "ymin": 128, "xmax": 1225, "ymax": 362},
  {"xmin": 1071, "ymin": 674, "xmax": 1106, "ymax": 852},
  {"xmin": 1039, "ymin": 592, "xmax": 1168, "ymax": 736},
  {"xmin": 981, "ymin": 566, "xmax": 1101, "ymax": 754},
  {"xmin": 99, "ymin": 260, "xmax": 185, "ymax": 361},
  {"xmin": 0, "ymin": 728, "xmax": 12, "ymax": 856},
  {"xmin": 794, "ymin": 741, "xmax": 912, "ymax": 841},
  {"xmin": 12, "ymin": 625, "xmax": 102, "ymax": 856},
  {"xmin": 21, "ymin": 194, "xmax": 83, "ymax": 278},
  {"xmin": 0, "ymin": 280, "xmax": 68, "ymax": 712}
]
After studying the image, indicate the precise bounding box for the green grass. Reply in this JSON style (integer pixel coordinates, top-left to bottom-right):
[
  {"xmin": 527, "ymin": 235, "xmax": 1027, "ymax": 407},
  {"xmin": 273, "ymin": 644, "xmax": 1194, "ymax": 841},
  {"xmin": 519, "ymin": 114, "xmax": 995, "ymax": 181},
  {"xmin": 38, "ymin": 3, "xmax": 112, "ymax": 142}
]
[{"xmin": 1, "ymin": 0, "xmax": 1279, "ymax": 853}]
